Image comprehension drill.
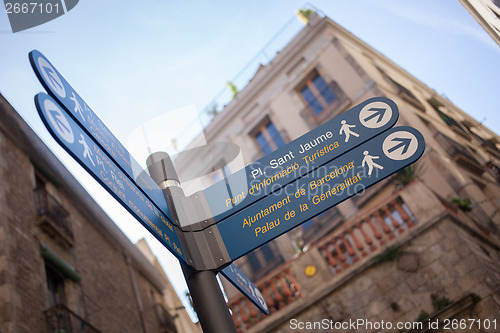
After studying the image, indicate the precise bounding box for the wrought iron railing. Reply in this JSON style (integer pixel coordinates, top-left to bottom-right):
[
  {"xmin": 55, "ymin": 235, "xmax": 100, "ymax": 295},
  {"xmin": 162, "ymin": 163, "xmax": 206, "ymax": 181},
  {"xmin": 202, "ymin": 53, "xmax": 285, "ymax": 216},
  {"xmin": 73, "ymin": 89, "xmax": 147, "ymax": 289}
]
[
  {"xmin": 435, "ymin": 132, "xmax": 485, "ymax": 175},
  {"xmin": 44, "ymin": 304, "xmax": 101, "ymax": 333},
  {"xmin": 34, "ymin": 187, "xmax": 74, "ymax": 242}
]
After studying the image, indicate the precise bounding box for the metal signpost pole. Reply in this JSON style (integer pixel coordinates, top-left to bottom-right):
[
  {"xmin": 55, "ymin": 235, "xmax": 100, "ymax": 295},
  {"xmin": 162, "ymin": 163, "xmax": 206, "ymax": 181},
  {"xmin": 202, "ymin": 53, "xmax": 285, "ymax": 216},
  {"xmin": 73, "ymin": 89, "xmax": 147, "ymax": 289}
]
[{"xmin": 147, "ymin": 152, "xmax": 237, "ymax": 333}]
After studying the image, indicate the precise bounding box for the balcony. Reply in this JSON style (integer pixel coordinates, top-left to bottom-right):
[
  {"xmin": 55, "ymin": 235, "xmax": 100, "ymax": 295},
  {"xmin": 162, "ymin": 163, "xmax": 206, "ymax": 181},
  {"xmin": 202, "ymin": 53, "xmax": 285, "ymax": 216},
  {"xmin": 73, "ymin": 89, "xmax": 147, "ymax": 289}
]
[
  {"xmin": 34, "ymin": 187, "xmax": 74, "ymax": 247},
  {"xmin": 386, "ymin": 75, "xmax": 426, "ymax": 112},
  {"xmin": 44, "ymin": 304, "xmax": 101, "ymax": 333},
  {"xmin": 435, "ymin": 132, "xmax": 485, "ymax": 176},
  {"xmin": 473, "ymin": 132, "xmax": 500, "ymax": 160},
  {"xmin": 317, "ymin": 195, "xmax": 416, "ymax": 276}
]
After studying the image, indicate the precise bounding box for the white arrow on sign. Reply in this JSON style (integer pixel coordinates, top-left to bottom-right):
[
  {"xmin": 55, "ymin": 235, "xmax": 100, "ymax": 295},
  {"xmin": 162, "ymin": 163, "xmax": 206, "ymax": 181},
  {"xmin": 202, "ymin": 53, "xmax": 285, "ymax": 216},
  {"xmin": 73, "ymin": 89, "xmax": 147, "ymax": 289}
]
[
  {"xmin": 44, "ymin": 98, "xmax": 74, "ymax": 144},
  {"xmin": 382, "ymin": 131, "xmax": 419, "ymax": 160},
  {"xmin": 38, "ymin": 57, "xmax": 66, "ymax": 98},
  {"xmin": 359, "ymin": 101, "xmax": 393, "ymax": 128}
]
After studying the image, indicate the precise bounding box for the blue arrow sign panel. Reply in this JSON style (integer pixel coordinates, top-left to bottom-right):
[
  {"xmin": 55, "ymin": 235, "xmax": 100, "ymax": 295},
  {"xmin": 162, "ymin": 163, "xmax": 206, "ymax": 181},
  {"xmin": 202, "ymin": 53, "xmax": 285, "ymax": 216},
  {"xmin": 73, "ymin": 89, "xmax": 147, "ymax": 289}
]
[
  {"xmin": 220, "ymin": 264, "xmax": 269, "ymax": 315},
  {"xmin": 216, "ymin": 126, "xmax": 425, "ymax": 261},
  {"xmin": 29, "ymin": 50, "xmax": 172, "ymax": 222},
  {"xmin": 203, "ymin": 97, "xmax": 399, "ymax": 225},
  {"xmin": 35, "ymin": 93, "xmax": 186, "ymax": 263}
]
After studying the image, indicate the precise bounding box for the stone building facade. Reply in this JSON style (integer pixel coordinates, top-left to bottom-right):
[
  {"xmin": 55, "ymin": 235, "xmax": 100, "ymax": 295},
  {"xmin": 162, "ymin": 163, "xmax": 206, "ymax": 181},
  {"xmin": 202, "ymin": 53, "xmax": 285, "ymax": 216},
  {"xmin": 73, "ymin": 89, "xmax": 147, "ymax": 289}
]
[
  {"xmin": 459, "ymin": 0, "xmax": 500, "ymax": 47},
  {"xmin": 172, "ymin": 11, "xmax": 500, "ymax": 332},
  {"xmin": 0, "ymin": 93, "xmax": 199, "ymax": 332}
]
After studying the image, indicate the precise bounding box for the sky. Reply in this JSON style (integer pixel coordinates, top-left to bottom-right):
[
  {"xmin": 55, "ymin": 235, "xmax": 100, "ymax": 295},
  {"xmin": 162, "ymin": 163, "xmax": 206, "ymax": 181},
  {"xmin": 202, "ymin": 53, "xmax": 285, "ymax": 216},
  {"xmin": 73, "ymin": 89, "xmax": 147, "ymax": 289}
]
[{"xmin": 1, "ymin": 0, "xmax": 499, "ymax": 322}]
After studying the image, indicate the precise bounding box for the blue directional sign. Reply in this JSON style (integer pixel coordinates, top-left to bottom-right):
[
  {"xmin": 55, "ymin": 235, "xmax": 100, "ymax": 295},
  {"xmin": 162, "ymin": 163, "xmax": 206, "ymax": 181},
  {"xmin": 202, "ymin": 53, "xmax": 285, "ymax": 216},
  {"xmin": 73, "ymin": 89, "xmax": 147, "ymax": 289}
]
[
  {"xmin": 203, "ymin": 97, "xmax": 399, "ymax": 225},
  {"xmin": 220, "ymin": 264, "xmax": 269, "ymax": 315},
  {"xmin": 29, "ymin": 50, "xmax": 172, "ymax": 223},
  {"xmin": 216, "ymin": 126, "xmax": 425, "ymax": 261},
  {"xmin": 35, "ymin": 92, "xmax": 186, "ymax": 264}
]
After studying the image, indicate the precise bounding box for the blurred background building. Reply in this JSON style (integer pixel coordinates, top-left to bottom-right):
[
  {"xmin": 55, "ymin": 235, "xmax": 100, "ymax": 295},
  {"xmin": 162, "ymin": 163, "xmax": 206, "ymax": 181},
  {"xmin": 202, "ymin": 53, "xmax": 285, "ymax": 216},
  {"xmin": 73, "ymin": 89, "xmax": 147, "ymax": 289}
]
[
  {"xmin": 459, "ymin": 0, "xmax": 500, "ymax": 46},
  {"xmin": 0, "ymin": 94, "xmax": 200, "ymax": 332},
  {"xmin": 173, "ymin": 8, "xmax": 500, "ymax": 332}
]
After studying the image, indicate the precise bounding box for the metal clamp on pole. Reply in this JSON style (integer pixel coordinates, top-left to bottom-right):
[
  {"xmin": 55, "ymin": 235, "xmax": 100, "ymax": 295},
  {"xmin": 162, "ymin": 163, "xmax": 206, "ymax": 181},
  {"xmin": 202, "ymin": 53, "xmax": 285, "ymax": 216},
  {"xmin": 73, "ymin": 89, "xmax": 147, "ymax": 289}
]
[
  {"xmin": 146, "ymin": 152, "xmax": 237, "ymax": 333},
  {"xmin": 146, "ymin": 152, "xmax": 231, "ymax": 270}
]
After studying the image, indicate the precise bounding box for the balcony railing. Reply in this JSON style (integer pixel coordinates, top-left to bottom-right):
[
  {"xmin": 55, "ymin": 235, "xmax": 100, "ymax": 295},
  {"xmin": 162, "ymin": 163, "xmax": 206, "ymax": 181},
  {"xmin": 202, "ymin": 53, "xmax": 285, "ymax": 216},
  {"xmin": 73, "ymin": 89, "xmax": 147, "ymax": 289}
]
[
  {"xmin": 34, "ymin": 187, "xmax": 74, "ymax": 246},
  {"xmin": 435, "ymin": 132, "xmax": 485, "ymax": 176},
  {"xmin": 386, "ymin": 75, "xmax": 426, "ymax": 112},
  {"xmin": 44, "ymin": 304, "xmax": 101, "ymax": 333},
  {"xmin": 317, "ymin": 195, "xmax": 416, "ymax": 275}
]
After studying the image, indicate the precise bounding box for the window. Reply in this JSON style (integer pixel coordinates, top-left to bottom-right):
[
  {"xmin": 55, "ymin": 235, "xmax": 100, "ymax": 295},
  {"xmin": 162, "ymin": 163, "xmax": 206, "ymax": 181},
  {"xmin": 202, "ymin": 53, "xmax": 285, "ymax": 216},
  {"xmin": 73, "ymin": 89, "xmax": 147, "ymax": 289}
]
[
  {"xmin": 297, "ymin": 70, "xmax": 347, "ymax": 128},
  {"xmin": 34, "ymin": 184, "xmax": 74, "ymax": 246},
  {"xmin": 300, "ymin": 72, "xmax": 337, "ymax": 115},
  {"xmin": 46, "ymin": 264, "xmax": 67, "ymax": 307},
  {"xmin": 253, "ymin": 121, "xmax": 285, "ymax": 155},
  {"xmin": 36, "ymin": 173, "xmax": 46, "ymax": 191}
]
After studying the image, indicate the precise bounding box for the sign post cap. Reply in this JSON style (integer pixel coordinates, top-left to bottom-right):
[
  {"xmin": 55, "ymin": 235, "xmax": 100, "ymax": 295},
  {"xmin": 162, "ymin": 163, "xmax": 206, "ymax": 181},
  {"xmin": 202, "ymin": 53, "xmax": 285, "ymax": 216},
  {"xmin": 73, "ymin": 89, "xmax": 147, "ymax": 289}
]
[{"xmin": 146, "ymin": 152, "xmax": 179, "ymax": 184}]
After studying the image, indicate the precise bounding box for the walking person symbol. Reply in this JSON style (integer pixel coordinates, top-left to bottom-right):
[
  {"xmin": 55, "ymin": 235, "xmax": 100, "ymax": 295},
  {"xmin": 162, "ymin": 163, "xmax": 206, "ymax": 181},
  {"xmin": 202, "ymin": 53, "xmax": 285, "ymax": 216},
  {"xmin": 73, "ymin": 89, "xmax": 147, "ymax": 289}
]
[
  {"xmin": 362, "ymin": 150, "xmax": 383, "ymax": 176},
  {"xmin": 70, "ymin": 92, "xmax": 86, "ymax": 122},
  {"xmin": 79, "ymin": 134, "xmax": 95, "ymax": 167},
  {"xmin": 340, "ymin": 120, "xmax": 359, "ymax": 143}
]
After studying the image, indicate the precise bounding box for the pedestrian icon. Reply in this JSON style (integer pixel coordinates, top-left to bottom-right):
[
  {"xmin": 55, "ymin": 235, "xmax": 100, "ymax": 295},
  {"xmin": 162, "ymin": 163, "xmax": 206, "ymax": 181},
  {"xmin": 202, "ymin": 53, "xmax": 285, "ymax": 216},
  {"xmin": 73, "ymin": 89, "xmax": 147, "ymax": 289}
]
[
  {"xmin": 78, "ymin": 134, "xmax": 95, "ymax": 166},
  {"xmin": 339, "ymin": 120, "xmax": 359, "ymax": 142},
  {"xmin": 359, "ymin": 101, "xmax": 393, "ymax": 128},
  {"xmin": 382, "ymin": 131, "xmax": 419, "ymax": 160},
  {"xmin": 38, "ymin": 57, "xmax": 66, "ymax": 98},
  {"xmin": 44, "ymin": 99, "xmax": 74, "ymax": 144},
  {"xmin": 362, "ymin": 150, "xmax": 383, "ymax": 176},
  {"xmin": 70, "ymin": 92, "xmax": 86, "ymax": 122}
]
